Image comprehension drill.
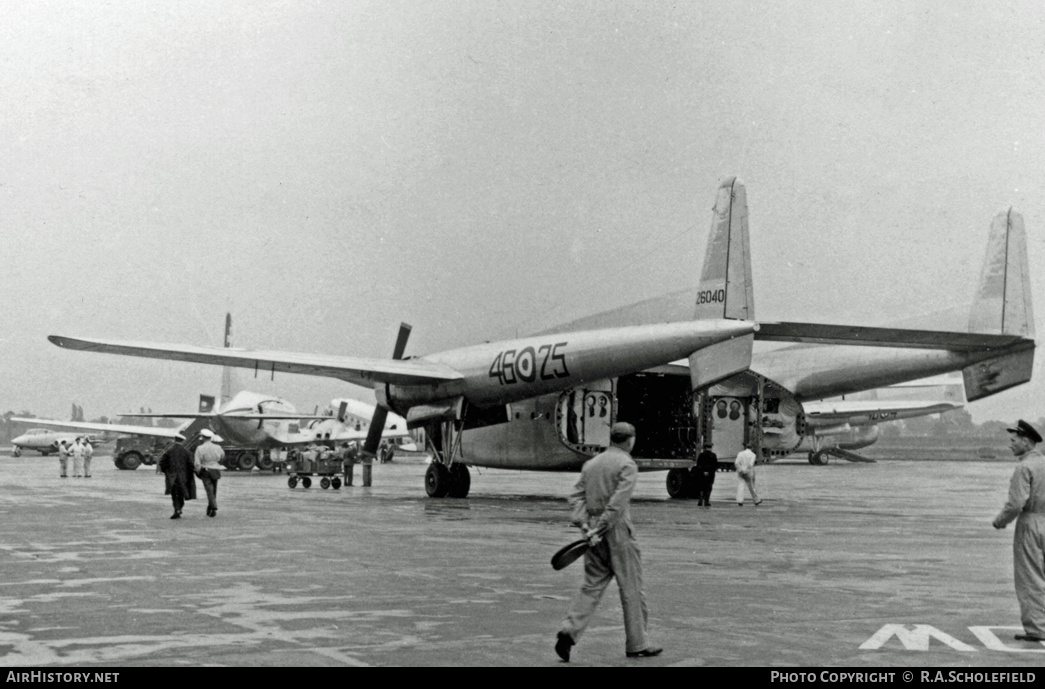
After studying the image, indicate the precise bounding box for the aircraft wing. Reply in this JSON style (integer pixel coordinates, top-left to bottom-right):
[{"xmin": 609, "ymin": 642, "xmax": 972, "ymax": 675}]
[
  {"xmin": 755, "ymin": 322, "xmax": 1030, "ymax": 351},
  {"xmin": 9, "ymin": 417, "xmax": 183, "ymax": 440},
  {"xmin": 274, "ymin": 426, "xmax": 413, "ymax": 447},
  {"xmin": 48, "ymin": 336, "xmax": 464, "ymax": 387},
  {"xmin": 802, "ymin": 400, "xmax": 963, "ymax": 424}
]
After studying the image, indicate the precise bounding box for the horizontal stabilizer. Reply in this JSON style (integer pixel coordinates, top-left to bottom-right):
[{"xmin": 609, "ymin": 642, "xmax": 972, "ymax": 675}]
[
  {"xmin": 962, "ymin": 347, "xmax": 1035, "ymax": 402},
  {"xmin": 47, "ymin": 336, "xmax": 464, "ymax": 387},
  {"xmin": 756, "ymin": 322, "xmax": 1031, "ymax": 351},
  {"xmin": 688, "ymin": 334, "xmax": 754, "ymax": 390}
]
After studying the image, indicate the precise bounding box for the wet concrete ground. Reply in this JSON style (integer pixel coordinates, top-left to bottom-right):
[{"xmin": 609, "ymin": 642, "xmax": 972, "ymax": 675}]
[{"xmin": 0, "ymin": 452, "xmax": 1042, "ymax": 667}]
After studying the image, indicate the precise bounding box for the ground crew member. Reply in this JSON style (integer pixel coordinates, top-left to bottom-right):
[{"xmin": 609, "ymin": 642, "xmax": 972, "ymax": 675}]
[
  {"xmin": 694, "ymin": 444, "xmax": 718, "ymax": 507},
  {"xmin": 194, "ymin": 429, "xmax": 225, "ymax": 518},
  {"xmin": 992, "ymin": 419, "xmax": 1045, "ymax": 641},
  {"xmin": 57, "ymin": 440, "xmax": 70, "ymax": 478},
  {"xmin": 341, "ymin": 442, "xmax": 359, "ymax": 486},
  {"xmin": 556, "ymin": 422, "xmax": 662, "ymax": 662},
  {"xmin": 70, "ymin": 437, "xmax": 85, "ymax": 478},
  {"xmin": 734, "ymin": 442, "xmax": 762, "ymax": 506},
  {"xmin": 158, "ymin": 433, "xmax": 196, "ymax": 519},
  {"xmin": 82, "ymin": 438, "xmax": 93, "ymax": 478}
]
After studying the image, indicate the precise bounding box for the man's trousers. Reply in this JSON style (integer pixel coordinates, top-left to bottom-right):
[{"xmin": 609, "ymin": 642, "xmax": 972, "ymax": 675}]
[{"xmin": 560, "ymin": 525, "xmax": 650, "ymax": 653}]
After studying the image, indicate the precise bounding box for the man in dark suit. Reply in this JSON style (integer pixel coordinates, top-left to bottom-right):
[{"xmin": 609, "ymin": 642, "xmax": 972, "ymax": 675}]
[{"xmin": 158, "ymin": 434, "xmax": 197, "ymax": 519}]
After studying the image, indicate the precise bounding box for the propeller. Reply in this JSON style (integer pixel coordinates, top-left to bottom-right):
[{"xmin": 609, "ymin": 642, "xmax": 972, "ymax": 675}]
[{"xmin": 362, "ymin": 323, "xmax": 412, "ymax": 458}]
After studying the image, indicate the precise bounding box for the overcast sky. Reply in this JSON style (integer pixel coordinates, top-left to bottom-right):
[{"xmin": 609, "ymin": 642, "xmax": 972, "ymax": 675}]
[{"xmin": 2, "ymin": 1, "xmax": 1043, "ymax": 423}]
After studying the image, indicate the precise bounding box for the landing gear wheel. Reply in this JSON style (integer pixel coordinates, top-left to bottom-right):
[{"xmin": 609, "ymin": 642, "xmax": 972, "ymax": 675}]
[
  {"xmin": 331, "ymin": 477, "xmax": 342, "ymax": 490},
  {"xmin": 666, "ymin": 468, "xmax": 691, "ymax": 499},
  {"xmin": 320, "ymin": 477, "xmax": 331, "ymax": 490},
  {"xmin": 288, "ymin": 476, "xmax": 298, "ymax": 488},
  {"xmin": 809, "ymin": 450, "xmax": 829, "ymax": 466},
  {"xmin": 12, "ymin": 448, "xmax": 21, "ymax": 457},
  {"xmin": 301, "ymin": 476, "xmax": 312, "ymax": 489},
  {"xmin": 256, "ymin": 454, "xmax": 274, "ymax": 471},
  {"xmin": 448, "ymin": 464, "xmax": 471, "ymax": 498},
  {"xmin": 425, "ymin": 462, "xmax": 451, "ymax": 498},
  {"xmin": 236, "ymin": 452, "xmax": 257, "ymax": 471}
]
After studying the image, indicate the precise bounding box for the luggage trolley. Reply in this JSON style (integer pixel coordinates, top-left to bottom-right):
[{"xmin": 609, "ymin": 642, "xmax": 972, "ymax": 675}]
[{"xmin": 285, "ymin": 450, "xmax": 345, "ymax": 490}]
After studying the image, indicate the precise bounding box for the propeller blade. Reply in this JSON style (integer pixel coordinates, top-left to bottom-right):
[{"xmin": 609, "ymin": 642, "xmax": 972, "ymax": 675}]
[{"xmin": 363, "ymin": 323, "xmax": 411, "ymax": 456}]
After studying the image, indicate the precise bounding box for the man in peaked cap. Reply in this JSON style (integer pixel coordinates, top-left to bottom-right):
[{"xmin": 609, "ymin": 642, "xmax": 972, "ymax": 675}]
[
  {"xmin": 555, "ymin": 421, "xmax": 661, "ymax": 662},
  {"xmin": 993, "ymin": 419, "xmax": 1045, "ymax": 641},
  {"xmin": 194, "ymin": 429, "xmax": 225, "ymax": 518}
]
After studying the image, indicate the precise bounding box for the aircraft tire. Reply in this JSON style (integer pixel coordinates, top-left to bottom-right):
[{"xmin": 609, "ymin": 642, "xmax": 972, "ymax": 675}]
[
  {"xmin": 12, "ymin": 448, "xmax": 21, "ymax": 457},
  {"xmin": 40, "ymin": 450, "xmax": 50, "ymax": 457},
  {"xmin": 425, "ymin": 462, "xmax": 451, "ymax": 498},
  {"xmin": 256, "ymin": 454, "xmax": 274, "ymax": 471},
  {"xmin": 236, "ymin": 451, "xmax": 257, "ymax": 472},
  {"xmin": 447, "ymin": 464, "xmax": 471, "ymax": 498},
  {"xmin": 121, "ymin": 452, "xmax": 142, "ymax": 471},
  {"xmin": 808, "ymin": 451, "xmax": 828, "ymax": 466},
  {"xmin": 666, "ymin": 468, "xmax": 690, "ymax": 499}
]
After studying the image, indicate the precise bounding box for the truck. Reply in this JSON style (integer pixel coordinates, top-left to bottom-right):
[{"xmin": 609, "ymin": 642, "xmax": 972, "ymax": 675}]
[{"xmin": 112, "ymin": 435, "xmax": 276, "ymax": 471}]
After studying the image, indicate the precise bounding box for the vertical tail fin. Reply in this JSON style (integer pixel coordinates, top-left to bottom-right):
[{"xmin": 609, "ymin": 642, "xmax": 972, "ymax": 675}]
[
  {"xmin": 968, "ymin": 209, "xmax": 1035, "ymax": 338},
  {"xmin": 689, "ymin": 177, "xmax": 756, "ymax": 390},
  {"xmin": 695, "ymin": 177, "xmax": 755, "ymax": 321},
  {"xmin": 220, "ymin": 312, "xmax": 234, "ymax": 406}
]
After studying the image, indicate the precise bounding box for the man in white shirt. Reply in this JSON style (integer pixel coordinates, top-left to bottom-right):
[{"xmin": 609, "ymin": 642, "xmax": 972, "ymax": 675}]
[
  {"xmin": 57, "ymin": 440, "xmax": 70, "ymax": 478},
  {"xmin": 734, "ymin": 443, "xmax": 762, "ymax": 506},
  {"xmin": 194, "ymin": 429, "xmax": 225, "ymax": 517},
  {"xmin": 70, "ymin": 437, "xmax": 85, "ymax": 478},
  {"xmin": 82, "ymin": 438, "xmax": 94, "ymax": 478}
]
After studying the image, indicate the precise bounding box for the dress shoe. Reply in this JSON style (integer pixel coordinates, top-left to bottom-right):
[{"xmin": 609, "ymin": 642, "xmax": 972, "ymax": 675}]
[
  {"xmin": 170, "ymin": 513, "xmax": 181, "ymax": 520},
  {"xmin": 754, "ymin": 499, "xmax": 763, "ymax": 506},
  {"xmin": 626, "ymin": 647, "xmax": 663, "ymax": 658},
  {"xmin": 555, "ymin": 632, "xmax": 573, "ymax": 662},
  {"xmin": 1014, "ymin": 634, "xmax": 1045, "ymax": 642}
]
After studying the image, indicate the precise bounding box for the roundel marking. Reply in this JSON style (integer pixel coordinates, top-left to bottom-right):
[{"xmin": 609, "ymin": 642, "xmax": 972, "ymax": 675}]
[{"xmin": 516, "ymin": 347, "xmax": 537, "ymax": 383}]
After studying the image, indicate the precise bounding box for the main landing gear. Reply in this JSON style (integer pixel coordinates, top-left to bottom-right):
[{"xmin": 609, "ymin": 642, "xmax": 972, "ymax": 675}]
[
  {"xmin": 423, "ymin": 416, "xmax": 471, "ymax": 498},
  {"xmin": 424, "ymin": 462, "xmax": 471, "ymax": 498},
  {"xmin": 808, "ymin": 450, "xmax": 830, "ymax": 465}
]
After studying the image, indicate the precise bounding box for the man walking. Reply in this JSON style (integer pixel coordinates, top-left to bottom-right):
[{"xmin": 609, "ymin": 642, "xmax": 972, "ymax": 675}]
[
  {"xmin": 158, "ymin": 433, "xmax": 196, "ymax": 519},
  {"xmin": 992, "ymin": 419, "xmax": 1045, "ymax": 641},
  {"xmin": 734, "ymin": 442, "xmax": 762, "ymax": 506},
  {"xmin": 194, "ymin": 429, "xmax": 225, "ymax": 517},
  {"xmin": 694, "ymin": 444, "xmax": 718, "ymax": 507},
  {"xmin": 555, "ymin": 422, "xmax": 661, "ymax": 662}
]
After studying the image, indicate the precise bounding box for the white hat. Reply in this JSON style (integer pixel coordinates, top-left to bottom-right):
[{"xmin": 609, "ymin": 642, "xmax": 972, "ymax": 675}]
[
  {"xmin": 211, "ymin": 434, "xmax": 224, "ymax": 444},
  {"xmin": 199, "ymin": 429, "xmax": 214, "ymax": 439}
]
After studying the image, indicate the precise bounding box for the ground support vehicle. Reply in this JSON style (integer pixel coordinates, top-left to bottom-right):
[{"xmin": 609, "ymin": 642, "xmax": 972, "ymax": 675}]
[
  {"xmin": 113, "ymin": 435, "xmax": 274, "ymax": 472},
  {"xmin": 285, "ymin": 452, "xmax": 345, "ymax": 490}
]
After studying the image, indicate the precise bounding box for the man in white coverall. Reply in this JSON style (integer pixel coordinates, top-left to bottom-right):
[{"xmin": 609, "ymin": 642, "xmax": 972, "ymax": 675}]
[
  {"xmin": 555, "ymin": 422, "xmax": 662, "ymax": 662},
  {"xmin": 734, "ymin": 442, "xmax": 762, "ymax": 506},
  {"xmin": 993, "ymin": 419, "xmax": 1045, "ymax": 641}
]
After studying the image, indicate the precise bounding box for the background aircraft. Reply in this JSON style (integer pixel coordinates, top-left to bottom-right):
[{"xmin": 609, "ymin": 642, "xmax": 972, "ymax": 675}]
[
  {"xmin": 44, "ymin": 178, "xmax": 1032, "ymax": 501},
  {"xmin": 10, "ymin": 429, "xmax": 112, "ymax": 457},
  {"xmin": 537, "ymin": 180, "xmax": 1034, "ymax": 496}
]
